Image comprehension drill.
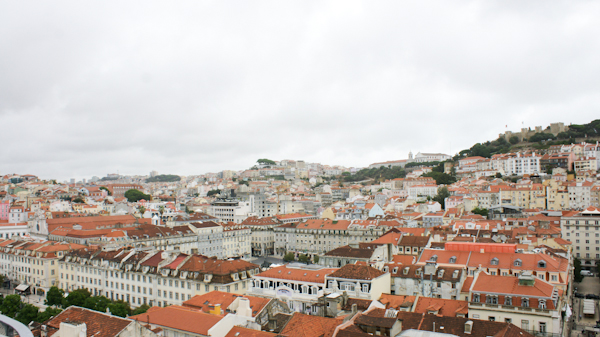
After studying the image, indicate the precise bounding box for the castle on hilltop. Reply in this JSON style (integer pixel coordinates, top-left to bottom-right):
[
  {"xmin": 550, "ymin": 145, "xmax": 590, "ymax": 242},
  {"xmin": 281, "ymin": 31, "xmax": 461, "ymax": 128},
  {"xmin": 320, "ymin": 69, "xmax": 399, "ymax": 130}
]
[{"xmin": 499, "ymin": 122, "xmax": 566, "ymax": 142}]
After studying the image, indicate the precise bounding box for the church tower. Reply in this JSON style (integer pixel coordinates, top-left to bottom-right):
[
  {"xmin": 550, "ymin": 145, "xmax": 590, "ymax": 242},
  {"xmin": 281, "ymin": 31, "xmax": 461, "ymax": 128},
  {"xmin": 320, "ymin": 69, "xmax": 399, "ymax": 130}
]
[{"xmin": 408, "ymin": 151, "xmax": 413, "ymax": 160}]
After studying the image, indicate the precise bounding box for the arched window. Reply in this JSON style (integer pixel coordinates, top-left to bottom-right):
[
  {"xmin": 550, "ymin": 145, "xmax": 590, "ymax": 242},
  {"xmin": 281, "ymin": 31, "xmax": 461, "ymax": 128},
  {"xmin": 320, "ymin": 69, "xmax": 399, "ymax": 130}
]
[
  {"xmin": 491, "ymin": 258, "xmax": 499, "ymax": 266},
  {"xmin": 514, "ymin": 259, "xmax": 522, "ymax": 267}
]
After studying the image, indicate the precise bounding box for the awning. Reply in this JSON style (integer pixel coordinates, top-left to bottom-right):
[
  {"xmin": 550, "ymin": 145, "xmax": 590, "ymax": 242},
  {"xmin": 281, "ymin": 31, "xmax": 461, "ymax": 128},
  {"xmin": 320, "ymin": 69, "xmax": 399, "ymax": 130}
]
[{"xmin": 15, "ymin": 284, "xmax": 30, "ymax": 292}]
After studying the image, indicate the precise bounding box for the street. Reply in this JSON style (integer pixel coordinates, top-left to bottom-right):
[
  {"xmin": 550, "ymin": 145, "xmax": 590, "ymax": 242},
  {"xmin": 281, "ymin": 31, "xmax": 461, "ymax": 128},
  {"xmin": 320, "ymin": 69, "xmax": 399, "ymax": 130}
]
[{"xmin": 570, "ymin": 276, "xmax": 600, "ymax": 337}]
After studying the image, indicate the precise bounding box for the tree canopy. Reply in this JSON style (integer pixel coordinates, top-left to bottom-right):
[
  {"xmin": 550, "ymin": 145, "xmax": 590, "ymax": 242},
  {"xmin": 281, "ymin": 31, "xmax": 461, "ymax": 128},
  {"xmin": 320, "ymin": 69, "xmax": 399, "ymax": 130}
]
[
  {"xmin": 146, "ymin": 174, "xmax": 181, "ymax": 183},
  {"xmin": 433, "ymin": 187, "xmax": 451, "ymax": 209},
  {"xmin": 124, "ymin": 189, "xmax": 151, "ymax": 202},
  {"xmin": 257, "ymin": 159, "xmax": 276, "ymax": 165}
]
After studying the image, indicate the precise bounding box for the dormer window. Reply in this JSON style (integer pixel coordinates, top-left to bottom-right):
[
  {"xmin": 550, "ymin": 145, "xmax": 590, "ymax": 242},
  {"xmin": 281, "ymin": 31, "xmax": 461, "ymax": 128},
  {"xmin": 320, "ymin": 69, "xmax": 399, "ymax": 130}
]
[
  {"xmin": 452, "ymin": 270, "xmax": 459, "ymax": 278},
  {"xmin": 514, "ymin": 259, "xmax": 522, "ymax": 267},
  {"xmin": 537, "ymin": 260, "xmax": 546, "ymax": 268},
  {"xmin": 491, "ymin": 258, "xmax": 499, "ymax": 266},
  {"xmin": 430, "ymin": 255, "xmax": 438, "ymax": 262},
  {"xmin": 539, "ymin": 299, "xmax": 546, "ymax": 309},
  {"xmin": 449, "ymin": 256, "xmax": 457, "ymax": 263},
  {"xmin": 473, "ymin": 294, "xmax": 480, "ymax": 302},
  {"xmin": 383, "ymin": 266, "xmax": 389, "ymax": 272},
  {"xmin": 438, "ymin": 270, "xmax": 445, "ymax": 278},
  {"xmin": 403, "ymin": 267, "xmax": 409, "ymax": 275},
  {"xmin": 505, "ymin": 296, "xmax": 512, "ymax": 306},
  {"xmin": 522, "ymin": 298, "xmax": 529, "ymax": 307},
  {"xmin": 393, "ymin": 267, "xmax": 398, "ymax": 274}
]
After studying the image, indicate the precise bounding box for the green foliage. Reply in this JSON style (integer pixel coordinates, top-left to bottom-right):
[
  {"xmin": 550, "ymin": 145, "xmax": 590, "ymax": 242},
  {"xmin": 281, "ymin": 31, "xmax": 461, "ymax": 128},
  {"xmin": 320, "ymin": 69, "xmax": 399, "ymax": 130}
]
[
  {"xmin": 509, "ymin": 136, "xmax": 520, "ymax": 144},
  {"xmin": 83, "ymin": 296, "xmax": 111, "ymax": 313},
  {"xmin": 72, "ymin": 197, "xmax": 85, "ymax": 203},
  {"xmin": 124, "ymin": 189, "xmax": 151, "ymax": 202},
  {"xmin": 15, "ymin": 304, "xmax": 39, "ymax": 325},
  {"xmin": 471, "ymin": 207, "xmax": 489, "ymax": 217},
  {"xmin": 528, "ymin": 132, "xmax": 556, "ymax": 142},
  {"xmin": 313, "ymin": 255, "xmax": 319, "ymax": 263},
  {"xmin": 0, "ymin": 274, "xmax": 5, "ymax": 286},
  {"xmin": 433, "ymin": 187, "xmax": 451, "ymax": 209},
  {"xmin": 341, "ymin": 172, "xmax": 351, "ymax": 176},
  {"xmin": 343, "ymin": 166, "xmax": 406, "ymax": 183},
  {"xmin": 405, "ymin": 161, "xmax": 440, "ymax": 169},
  {"xmin": 207, "ymin": 189, "xmax": 221, "ymax": 197},
  {"xmin": 495, "ymin": 173, "xmax": 502, "ymax": 178},
  {"xmin": 257, "ymin": 159, "xmax": 276, "ymax": 165},
  {"xmin": 0, "ymin": 294, "xmax": 22, "ymax": 317},
  {"xmin": 422, "ymin": 172, "xmax": 456, "ymax": 185},
  {"xmin": 65, "ymin": 288, "xmax": 92, "ymax": 308},
  {"xmin": 108, "ymin": 300, "xmax": 131, "ymax": 317},
  {"xmin": 132, "ymin": 304, "xmax": 150, "ymax": 315},
  {"xmin": 37, "ymin": 307, "xmax": 62, "ymax": 323},
  {"xmin": 298, "ymin": 254, "xmax": 310, "ymax": 264},
  {"xmin": 470, "ymin": 143, "xmax": 491, "ymax": 158},
  {"xmin": 99, "ymin": 186, "xmax": 112, "ymax": 195},
  {"xmin": 45, "ymin": 286, "xmax": 65, "ymax": 307},
  {"xmin": 283, "ymin": 252, "xmax": 295, "ymax": 262},
  {"xmin": 146, "ymin": 175, "xmax": 181, "ymax": 183},
  {"xmin": 574, "ymin": 258, "xmax": 583, "ymax": 283}
]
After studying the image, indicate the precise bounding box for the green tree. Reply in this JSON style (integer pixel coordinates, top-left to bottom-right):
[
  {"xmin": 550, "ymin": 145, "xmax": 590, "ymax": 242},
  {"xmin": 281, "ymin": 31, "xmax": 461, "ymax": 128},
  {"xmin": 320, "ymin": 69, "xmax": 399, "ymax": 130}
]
[
  {"xmin": 283, "ymin": 252, "xmax": 295, "ymax": 262},
  {"xmin": 257, "ymin": 159, "xmax": 276, "ymax": 166},
  {"xmin": 313, "ymin": 255, "xmax": 320, "ymax": 263},
  {"xmin": 471, "ymin": 207, "xmax": 489, "ymax": 217},
  {"xmin": 158, "ymin": 205, "xmax": 165, "ymax": 216},
  {"xmin": 132, "ymin": 304, "xmax": 150, "ymax": 315},
  {"xmin": 99, "ymin": 186, "xmax": 112, "ymax": 195},
  {"xmin": 83, "ymin": 296, "xmax": 111, "ymax": 312},
  {"xmin": 72, "ymin": 197, "xmax": 85, "ymax": 203},
  {"xmin": 0, "ymin": 294, "xmax": 22, "ymax": 318},
  {"xmin": 138, "ymin": 206, "xmax": 146, "ymax": 217},
  {"xmin": 37, "ymin": 307, "xmax": 62, "ymax": 323},
  {"xmin": 574, "ymin": 258, "xmax": 584, "ymax": 283},
  {"xmin": 207, "ymin": 190, "xmax": 221, "ymax": 197},
  {"xmin": 124, "ymin": 189, "xmax": 151, "ymax": 202},
  {"xmin": 45, "ymin": 286, "xmax": 65, "ymax": 307},
  {"xmin": 108, "ymin": 300, "xmax": 130, "ymax": 317},
  {"xmin": 470, "ymin": 143, "xmax": 491, "ymax": 158},
  {"xmin": 509, "ymin": 136, "xmax": 519, "ymax": 144},
  {"xmin": 422, "ymin": 172, "xmax": 456, "ymax": 185},
  {"xmin": 433, "ymin": 187, "xmax": 451, "ymax": 209},
  {"xmin": 16, "ymin": 304, "xmax": 39, "ymax": 325},
  {"xmin": 64, "ymin": 288, "xmax": 91, "ymax": 308},
  {"xmin": 298, "ymin": 254, "xmax": 310, "ymax": 264},
  {"xmin": 495, "ymin": 172, "xmax": 502, "ymax": 179}
]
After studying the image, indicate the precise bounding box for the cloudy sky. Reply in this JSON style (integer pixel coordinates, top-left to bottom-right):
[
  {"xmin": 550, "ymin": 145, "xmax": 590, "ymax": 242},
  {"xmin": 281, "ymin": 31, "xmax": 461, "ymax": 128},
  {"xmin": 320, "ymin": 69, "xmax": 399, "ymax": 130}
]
[{"xmin": 1, "ymin": 1, "xmax": 599, "ymax": 181}]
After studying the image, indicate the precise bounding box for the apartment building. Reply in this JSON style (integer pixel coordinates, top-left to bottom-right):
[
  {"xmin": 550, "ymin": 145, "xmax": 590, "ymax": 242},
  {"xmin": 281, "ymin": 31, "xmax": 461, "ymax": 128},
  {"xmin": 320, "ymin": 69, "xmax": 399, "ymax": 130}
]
[
  {"xmin": 273, "ymin": 219, "xmax": 402, "ymax": 257},
  {"xmin": 247, "ymin": 263, "xmax": 337, "ymax": 315},
  {"xmin": 561, "ymin": 206, "xmax": 600, "ymax": 269},
  {"xmin": 59, "ymin": 248, "xmax": 260, "ymax": 309},
  {"xmin": 220, "ymin": 222, "xmax": 251, "ymax": 259},
  {"xmin": 240, "ymin": 216, "xmax": 280, "ymax": 257},
  {"xmin": 208, "ymin": 200, "xmax": 252, "ymax": 224},
  {"xmin": 468, "ymin": 272, "xmax": 564, "ymax": 337},
  {"xmin": 0, "ymin": 239, "xmax": 85, "ymax": 295}
]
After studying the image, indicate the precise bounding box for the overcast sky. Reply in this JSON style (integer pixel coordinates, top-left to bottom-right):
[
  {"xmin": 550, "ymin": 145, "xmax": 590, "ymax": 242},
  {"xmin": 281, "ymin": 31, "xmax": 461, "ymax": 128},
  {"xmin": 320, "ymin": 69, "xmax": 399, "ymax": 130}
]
[{"xmin": 1, "ymin": 1, "xmax": 599, "ymax": 181}]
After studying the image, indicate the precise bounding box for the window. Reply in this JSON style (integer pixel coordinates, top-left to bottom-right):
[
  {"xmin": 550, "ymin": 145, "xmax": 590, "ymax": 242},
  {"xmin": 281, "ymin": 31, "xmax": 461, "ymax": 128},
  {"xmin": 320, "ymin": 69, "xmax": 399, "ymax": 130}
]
[
  {"xmin": 514, "ymin": 259, "xmax": 522, "ymax": 267},
  {"xmin": 473, "ymin": 294, "xmax": 480, "ymax": 302},
  {"xmin": 505, "ymin": 296, "xmax": 512, "ymax": 306},
  {"xmin": 539, "ymin": 322, "xmax": 546, "ymax": 333},
  {"xmin": 491, "ymin": 258, "xmax": 499, "ymax": 265},
  {"xmin": 521, "ymin": 320, "xmax": 529, "ymax": 330},
  {"xmin": 522, "ymin": 298, "xmax": 529, "ymax": 307},
  {"xmin": 489, "ymin": 316, "xmax": 495, "ymax": 321}
]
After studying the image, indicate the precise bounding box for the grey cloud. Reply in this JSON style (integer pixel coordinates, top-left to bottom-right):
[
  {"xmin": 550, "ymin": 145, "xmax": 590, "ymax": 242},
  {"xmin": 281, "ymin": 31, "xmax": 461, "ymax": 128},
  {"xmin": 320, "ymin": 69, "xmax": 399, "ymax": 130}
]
[{"xmin": 1, "ymin": 1, "xmax": 599, "ymax": 180}]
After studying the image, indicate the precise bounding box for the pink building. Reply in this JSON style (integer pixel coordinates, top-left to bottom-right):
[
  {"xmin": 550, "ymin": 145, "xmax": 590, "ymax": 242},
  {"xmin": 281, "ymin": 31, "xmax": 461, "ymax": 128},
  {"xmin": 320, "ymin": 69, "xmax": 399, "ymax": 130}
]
[{"xmin": 0, "ymin": 201, "xmax": 9, "ymax": 220}]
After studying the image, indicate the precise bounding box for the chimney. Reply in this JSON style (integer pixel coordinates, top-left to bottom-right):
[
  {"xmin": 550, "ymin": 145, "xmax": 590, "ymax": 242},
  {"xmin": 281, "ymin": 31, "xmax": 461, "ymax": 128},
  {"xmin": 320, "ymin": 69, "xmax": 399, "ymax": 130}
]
[
  {"xmin": 464, "ymin": 320, "xmax": 473, "ymax": 334},
  {"xmin": 59, "ymin": 322, "xmax": 87, "ymax": 337},
  {"xmin": 351, "ymin": 303, "xmax": 357, "ymax": 314},
  {"xmin": 237, "ymin": 298, "xmax": 252, "ymax": 317}
]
